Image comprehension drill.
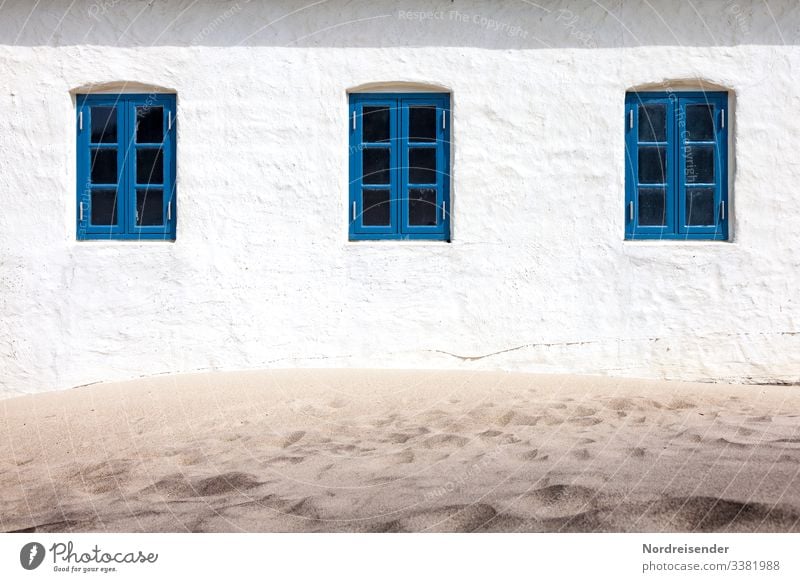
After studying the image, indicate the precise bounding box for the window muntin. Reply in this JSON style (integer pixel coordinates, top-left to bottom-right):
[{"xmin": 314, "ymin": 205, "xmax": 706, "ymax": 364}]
[
  {"xmin": 77, "ymin": 94, "xmax": 176, "ymax": 240},
  {"xmin": 349, "ymin": 93, "xmax": 450, "ymax": 241},
  {"xmin": 625, "ymin": 91, "xmax": 728, "ymax": 240}
]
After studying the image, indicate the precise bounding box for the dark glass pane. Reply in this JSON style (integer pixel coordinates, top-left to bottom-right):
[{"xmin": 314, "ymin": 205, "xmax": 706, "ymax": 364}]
[
  {"xmin": 362, "ymin": 189, "xmax": 390, "ymax": 226},
  {"xmin": 90, "ymin": 149, "xmax": 117, "ymax": 184},
  {"xmin": 90, "ymin": 106, "xmax": 117, "ymax": 143},
  {"xmin": 136, "ymin": 106, "xmax": 164, "ymax": 143},
  {"xmin": 638, "ymin": 187, "xmax": 666, "ymax": 226},
  {"xmin": 408, "ymin": 188, "xmax": 438, "ymax": 226},
  {"xmin": 685, "ymin": 146, "xmax": 715, "ymax": 183},
  {"xmin": 362, "ymin": 106, "xmax": 390, "ymax": 143},
  {"xmin": 137, "ymin": 148, "xmax": 164, "ymax": 184},
  {"xmin": 686, "ymin": 188, "xmax": 716, "ymax": 226},
  {"xmin": 685, "ymin": 104, "xmax": 714, "ymax": 141},
  {"xmin": 638, "ymin": 104, "xmax": 666, "ymax": 142},
  {"xmin": 91, "ymin": 189, "xmax": 117, "ymax": 225},
  {"xmin": 362, "ymin": 148, "xmax": 390, "ymax": 184},
  {"xmin": 409, "ymin": 148, "xmax": 437, "ymax": 183},
  {"xmin": 136, "ymin": 188, "xmax": 164, "ymax": 226},
  {"xmin": 638, "ymin": 146, "xmax": 666, "ymax": 184},
  {"xmin": 409, "ymin": 106, "xmax": 436, "ymax": 142}
]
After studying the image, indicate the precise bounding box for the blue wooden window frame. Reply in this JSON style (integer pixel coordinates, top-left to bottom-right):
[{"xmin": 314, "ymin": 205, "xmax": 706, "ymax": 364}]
[
  {"xmin": 349, "ymin": 93, "xmax": 450, "ymax": 241},
  {"xmin": 625, "ymin": 91, "xmax": 728, "ymax": 240},
  {"xmin": 76, "ymin": 94, "xmax": 177, "ymax": 240}
]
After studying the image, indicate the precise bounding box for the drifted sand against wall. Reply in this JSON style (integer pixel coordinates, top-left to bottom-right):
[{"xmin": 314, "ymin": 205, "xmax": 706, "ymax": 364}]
[{"xmin": 0, "ymin": 0, "xmax": 799, "ymax": 396}]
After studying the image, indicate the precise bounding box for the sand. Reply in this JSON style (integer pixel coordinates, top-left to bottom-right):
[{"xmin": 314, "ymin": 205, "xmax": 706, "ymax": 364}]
[{"xmin": 1, "ymin": 370, "xmax": 799, "ymax": 533}]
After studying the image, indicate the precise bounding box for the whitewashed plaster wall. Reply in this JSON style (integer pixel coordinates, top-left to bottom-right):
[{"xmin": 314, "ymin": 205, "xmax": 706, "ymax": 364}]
[{"xmin": 1, "ymin": 0, "xmax": 799, "ymax": 396}]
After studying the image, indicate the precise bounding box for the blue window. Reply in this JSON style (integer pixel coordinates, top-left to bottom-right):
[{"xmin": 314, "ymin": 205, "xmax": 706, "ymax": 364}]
[
  {"xmin": 625, "ymin": 91, "xmax": 728, "ymax": 240},
  {"xmin": 77, "ymin": 94, "xmax": 177, "ymax": 240},
  {"xmin": 349, "ymin": 93, "xmax": 450, "ymax": 241}
]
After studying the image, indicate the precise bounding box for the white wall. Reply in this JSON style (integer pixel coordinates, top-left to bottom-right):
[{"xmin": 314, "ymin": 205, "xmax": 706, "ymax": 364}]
[{"xmin": 1, "ymin": 0, "xmax": 799, "ymax": 396}]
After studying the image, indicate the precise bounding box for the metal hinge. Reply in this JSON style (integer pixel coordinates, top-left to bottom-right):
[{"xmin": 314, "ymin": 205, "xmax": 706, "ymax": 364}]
[
  {"xmin": 721, "ymin": 108, "xmax": 725, "ymax": 129},
  {"xmin": 168, "ymin": 111, "xmax": 173, "ymax": 130},
  {"xmin": 442, "ymin": 110, "xmax": 446, "ymax": 130},
  {"xmin": 352, "ymin": 200, "xmax": 356, "ymax": 220},
  {"xmin": 629, "ymin": 109, "xmax": 633, "ymax": 129},
  {"xmin": 168, "ymin": 200, "xmax": 172, "ymax": 221},
  {"xmin": 720, "ymin": 200, "xmax": 725, "ymax": 220},
  {"xmin": 79, "ymin": 201, "xmax": 84, "ymax": 221},
  {"xmin": 352, "ymin": 110, "xmax": 356, "ymax": 131},
  {"xmin": 629, "ymin": 201, "xmax": 634, "ymax": 221},
  {"xmin": 442, "ymin": 200, "xmax": 446, "ymax": 221},
  {"xmin": 79, "ymin": 111, "xmax": 83, "ymax": 130}
]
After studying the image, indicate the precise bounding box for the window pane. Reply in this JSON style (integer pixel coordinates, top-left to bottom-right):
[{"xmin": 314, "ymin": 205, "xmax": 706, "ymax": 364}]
[
  {"xmin": 90, "ymin": 189, "xmax": 117, "ymax": 225},
  {"xmin": 362, "ymin": 189, "xmax": 390, "ymax": 226},
  {"xmin": 409, "ymin": 106, "xmax": 437, "ymax": 142},
  {"xmin": 409, "ymin": 148, "xmax": 437, "ymax": 184},
  {"xmin": 638, "ymin": 187, "xmax": 666, "ymax": 226},
  {"xmin": 686, "ymin": 188, "xmax": 716, "ymax": 226},
  {"xmin": 685, "ymin": 104, "xmax": 714, "ymax": 141},
  {"xmin": 408, "ymin": 188, "xmax": 438, "ymax": 226},
  {"xmin": 685, "ymin": 145, "xmax": 715, "ymax": 183},
  {"xmin": 362, "ymin": 148, "xmax": 390, "ymax": 184},
  {"xmin": 362, "ymin": 106, "xmax": 390, "ymax": 143},
  {"xmin": 137, "ymin": 148, "xmax": 164, "ymax": 184},
  {"xmin": 638, "ymin": 146, "xmax": 666, "ymax": 184},
  {"xmin": 136, "ymin": 106, "xmax": 164, "ymax": 143},
  {"xmin": 136, "ymin": 188, "xmax": 164, "ymax": 226},
  {"xmin": 638, "ymin": 104, "xmax": 666, "ymax": 142},
  {"xmin": 90, "ymin": 149, "xmax": 117, "ymax": 184},
  {"xmin": 90, "ymin": 106, "xmax": 117, "ymax": 143}
]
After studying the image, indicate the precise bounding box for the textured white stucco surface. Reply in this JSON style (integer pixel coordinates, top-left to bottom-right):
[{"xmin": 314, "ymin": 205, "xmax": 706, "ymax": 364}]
[{"xmin": 1, "ymin": 0, "xmax": 799, "ymax": 396}]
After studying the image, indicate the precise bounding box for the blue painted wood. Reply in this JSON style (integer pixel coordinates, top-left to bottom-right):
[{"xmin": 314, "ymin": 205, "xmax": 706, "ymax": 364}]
[
  {"xmin": 625, "ymin": 91, "xmax": 728, "ymax": 241},
  {"xmin": 349, "ymin": 93, "xmax": 450, "ymax": 241},
  {"xmin": 76, "ymin": 94, "xmax": 176, "ymax": 241}
]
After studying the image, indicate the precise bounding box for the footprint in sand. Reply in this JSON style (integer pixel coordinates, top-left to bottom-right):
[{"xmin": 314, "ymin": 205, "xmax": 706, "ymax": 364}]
[
  {"xmin": 194, "ymin": 472, "xmax": 261, "ymax": 497},
  {"xmin": 423, "ymin": 434, "xmax": 469, "ymax": 449},
  {"xmin": 392, "ymin": 449, "xmax": 415, "ymax": 464},
  {"xmin": 569, "ymin": 417, "xmax": 602, "ymax": 427},
  {"xmin": 573, "ymin": 405, "xmax": 597, "ymax": 417},
  {"xmin": 523, "ymin": 484, "xmax": 604, "ymax": 519},
  {"xmin": 282, "ymin": 431, "xmax": 306, "ymax": 448},
  {"xmin": 392, "ymin": 503, "xmax": 498, "ymax": 533},
  {"xmin": 384, "ymin": 433, "xmax": 416, "ymax": 444},
  {"xmin": 571, "ymin": 448, "xmax": 592, "ymax": 460},
  {"xmin": 519, "ymin": 449, "xmax": 539, "ymax": 461},
  {"xmin": 265, "ymin": 455, "xmax": 305, "ymax": 466},
  {"xmin": 603, "ymin": 397, "xmax": 635, "ymax": 411},
  {"xmin": 668, "ymin": 399, "xmax": 697, "ymax": 410},
  {"xmin": 72, "ymin": 460, "xmax": 133, "ymax": 494}
]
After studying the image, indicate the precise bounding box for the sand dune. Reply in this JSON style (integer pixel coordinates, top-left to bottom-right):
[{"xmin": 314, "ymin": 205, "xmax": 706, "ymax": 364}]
[{"xmin": 1, "ymin": 370, "xmax": 799, "ymax": 533}]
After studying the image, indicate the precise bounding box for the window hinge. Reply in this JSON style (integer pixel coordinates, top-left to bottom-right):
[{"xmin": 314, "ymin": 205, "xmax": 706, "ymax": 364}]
[
  {"xmin": 721, "ymin": 108, "xmax": 725, "ymax": 129},
  {"xmin": 720, "ymin": 200, "xmax": 725, "ymax": 220},
  {"xmin": 168, "ymin": 111, "xmax": 173, "ymax": 130},
  {"xmin": 442, "ymin": 199, "xmax": 446, "ymax": 221},
  {"xmin": 79, "ymin": 201, "xmax": 84, "ymax": 221},
  {"xmin": 79, "ymin": 111, "xmax": 83, "ymax": 130},
  {"xmin": 629, "ymin": 201, "xmax": 634, "ymax": 221},
  {"xmin": 168, "ymin": 200, "xmax": 172, "ymax": 221},
  {"xmin": 629, "ymin": 109, "xmax": 633, "ymax": 129},
  {"xmin": 352, "ymin": 110, "xmax": 356, "ymax": 131},
  {"xmin": 352, "ymin": 200, "xmax": 356, "ymax": 220},
  {"xmin": 442, "ymin": 110, "xmax": 446, "ymax": 130}
]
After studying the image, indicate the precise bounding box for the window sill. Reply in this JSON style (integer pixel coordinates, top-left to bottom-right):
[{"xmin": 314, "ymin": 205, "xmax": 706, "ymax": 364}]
[{"xmin": 622, "ymin": 238, "xmax": 734, "ymax": 246}]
